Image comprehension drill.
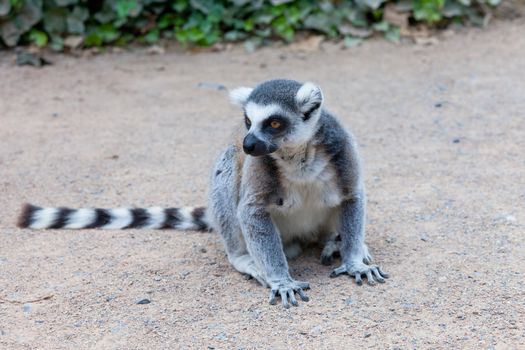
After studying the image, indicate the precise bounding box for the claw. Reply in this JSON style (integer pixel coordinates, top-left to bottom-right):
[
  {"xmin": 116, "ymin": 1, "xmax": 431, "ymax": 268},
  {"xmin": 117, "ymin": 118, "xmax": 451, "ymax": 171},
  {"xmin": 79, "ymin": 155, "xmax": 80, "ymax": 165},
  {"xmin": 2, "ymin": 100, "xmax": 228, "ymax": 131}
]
[
  {"xmin": 297, "ymin": 288, "xmax": 309, "ymax": 302},
  {"xmin": 269, "ymin": 289, "xmax": 277, "ymax": 305},
  {"xmin": 330, "ymin": 265, "xmax": 346, "ymax": 278},
  {"xmin": 355, "ymin": 273, "xmax": 363, "ymax": 285},
  {"xmin": 366, "ymin": 271, "xmax": 376, "ymax": 285},
  {"xmin": 288, "ymin": 290, "xmax": 298, "ymax": 306},
  {"xmin": 372, "ymin": 267, "xmax": 385, "ymax": 283},
  {"xmin": 377, "ymin": 266, "xmax": 390, "ymax": 279},
  {"xmin": 279, "ymin": 288, "xmax": 290, "ymax": 308}
]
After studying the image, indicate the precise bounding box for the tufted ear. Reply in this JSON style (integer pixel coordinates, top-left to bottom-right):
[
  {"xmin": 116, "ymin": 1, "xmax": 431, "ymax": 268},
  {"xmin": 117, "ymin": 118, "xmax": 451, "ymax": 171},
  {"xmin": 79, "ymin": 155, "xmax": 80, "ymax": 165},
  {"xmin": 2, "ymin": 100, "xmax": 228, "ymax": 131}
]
[
  {"xmin": 296, "ymin": 82, "xmax": 323, "ymax": 121},
  {"xmin": 229, "ymin": 87, "xmax": 253, "ymax": 107}
]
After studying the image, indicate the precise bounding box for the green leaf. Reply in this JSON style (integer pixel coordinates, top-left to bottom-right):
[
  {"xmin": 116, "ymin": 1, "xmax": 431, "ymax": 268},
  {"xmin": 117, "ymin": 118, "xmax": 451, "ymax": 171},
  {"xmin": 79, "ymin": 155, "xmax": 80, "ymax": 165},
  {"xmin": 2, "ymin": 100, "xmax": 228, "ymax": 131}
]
[
  {"xmin": 29, "ymin": 29, "xmax": 47, "ymax": 47},
  {"xmin": 43, "ymin": 7, "xmax": 68, "ymax": 34},
  {"xmin": 385, "ymin": 26, "xmax": 400, "ymax": 42},
  {"xmin": 172, "ymin": 0, "xmax": 188, "ymax": 12},
  {"xmin": 98, "ymin": 23, "xmax": 119, "ymax": 42},
  {"xmin": 224, "ymin": 30, "xmax": 247, "ymax": 41},
  {"xmin": 413, "ymin": 0, "xmax": 445, "ymax": 23},
  {"xmin": 49, "ymin": 34, "xmax": 64, "ymax": 51},
  {"xmin": 0, "ymin": 0, "xmax": 11, "ymax": 17},
  {"xmin": 116, "ymin": 0, "xmax": 141, "ymax": 19},
  {"xmin": 373, "ymin": 21, "xmax": 389, "ymax": 32},
  {"xmin": 363, "ymin": 0, "xmax": 385, "ymax": 10},
  {"xmin": 442, "ymin": 0, "xmax": 463, "ymax": 18},
  {"xmin": 55, "ymin": 0, "xmax": 77, "ymax": 6},
  {"xmin": 84, "ymin": 32, "xmax": 102, "ymax": 46},
  {"xmin": 0, "ymin": 0, "xmax": 42, "ymax": 46},
  {"xmin": 343, "ymin": 36, "xmax": 363, "ymax": 48},
  {"xmin": 67, "ymin": 14, "xmax": 85, "ymax": 34},
  {"xmin": 243, "ymin": 18, "xmax": 254, "ymax": 31},
  {"xmin": 144, "ymin": 29, "xmax": 159, "ymax": 43}
]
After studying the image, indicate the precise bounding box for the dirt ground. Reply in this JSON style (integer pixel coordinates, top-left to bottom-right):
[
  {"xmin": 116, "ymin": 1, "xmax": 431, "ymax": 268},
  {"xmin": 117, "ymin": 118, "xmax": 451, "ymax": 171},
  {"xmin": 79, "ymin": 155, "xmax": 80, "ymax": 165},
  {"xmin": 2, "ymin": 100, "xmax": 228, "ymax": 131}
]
[{"xmin": 1, "ymin": 19, "xmax": 524, "ymax": 350}]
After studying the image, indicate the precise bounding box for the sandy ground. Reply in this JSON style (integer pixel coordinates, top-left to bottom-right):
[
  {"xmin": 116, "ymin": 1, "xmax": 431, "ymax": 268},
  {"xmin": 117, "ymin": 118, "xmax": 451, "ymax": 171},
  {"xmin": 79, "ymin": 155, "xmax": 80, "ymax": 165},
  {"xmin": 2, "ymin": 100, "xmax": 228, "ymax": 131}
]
[{"xmin": 1, "ymin": 20, "xmax": 524, "ymax": 349}]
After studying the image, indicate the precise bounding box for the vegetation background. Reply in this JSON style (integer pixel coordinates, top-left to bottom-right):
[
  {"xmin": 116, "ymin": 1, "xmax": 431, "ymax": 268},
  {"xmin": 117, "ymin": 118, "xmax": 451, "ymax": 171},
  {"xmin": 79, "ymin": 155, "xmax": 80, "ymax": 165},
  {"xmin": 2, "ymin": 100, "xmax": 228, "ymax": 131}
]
[{"xmin": 0, "ymin": 0, "xmax": 504, "ymax": 51}]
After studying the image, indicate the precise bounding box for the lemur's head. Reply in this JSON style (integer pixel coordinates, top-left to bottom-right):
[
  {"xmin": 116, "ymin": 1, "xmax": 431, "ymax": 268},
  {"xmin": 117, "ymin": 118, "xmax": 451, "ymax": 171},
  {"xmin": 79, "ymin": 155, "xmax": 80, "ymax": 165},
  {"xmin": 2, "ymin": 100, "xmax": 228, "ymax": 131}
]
[{"xmin": 230, "ymin": 79, "xmax": 324, "ymax": 157}]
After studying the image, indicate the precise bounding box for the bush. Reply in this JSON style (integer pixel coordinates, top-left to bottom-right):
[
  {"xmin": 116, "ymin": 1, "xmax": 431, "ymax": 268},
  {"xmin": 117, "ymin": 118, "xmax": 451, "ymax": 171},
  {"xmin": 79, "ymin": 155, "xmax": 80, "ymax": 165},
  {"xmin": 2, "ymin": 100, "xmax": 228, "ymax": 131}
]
[{"xmin": 0, "ymin": 0, "xmax": 501, "ymax": 50}]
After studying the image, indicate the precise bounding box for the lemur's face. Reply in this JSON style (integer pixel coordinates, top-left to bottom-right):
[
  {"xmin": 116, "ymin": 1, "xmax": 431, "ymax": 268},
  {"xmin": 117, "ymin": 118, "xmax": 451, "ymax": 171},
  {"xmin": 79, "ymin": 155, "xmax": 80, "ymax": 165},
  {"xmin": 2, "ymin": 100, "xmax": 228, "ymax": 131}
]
[{"xmin": 230, "ymin": 79, "xmax": 324, "ymax": 157}]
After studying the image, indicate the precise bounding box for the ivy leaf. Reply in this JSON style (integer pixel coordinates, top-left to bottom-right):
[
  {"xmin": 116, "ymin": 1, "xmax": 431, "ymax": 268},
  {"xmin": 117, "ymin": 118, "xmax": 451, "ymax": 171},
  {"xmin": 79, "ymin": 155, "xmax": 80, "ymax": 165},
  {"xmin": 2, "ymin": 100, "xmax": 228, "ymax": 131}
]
[
  {"xmin": 66, "ymin": 7, "xmax": 88, "ymax": 34},
  {"xmin": 385, "ymin": 25, "xmax": 400, "ymax": 42},
  {"xmin": 115, "ymin": 0, "xmax": 142, "ymax": 19},
  {"xmin": 29, "ymin": 29, "xmax": 48, "ymax": 47},
  {"xmin": 43, "ymin": 7, "xmax": 68, "ymax": 34},
  {"xmin": 343, "ymin": 36, "xmax": 363, "ymax": 48},
  {"xmin": 55, "ymin": 0, "xmax": 78, "ymax": 6},
  {"xmin": 172, "ymin": 0, "xmax": 188, "ymax": 12},
  {"xmin": 0, "ymin": 0, "xmax": 11, "ymax": 17},
  {"xmin": 373, "ymin": 21, "xmax": 389, "ymax": 32},
  {"xmin": 0, "ymin": 0, "xmax": 42, "ymax": 46},
  {"xmin": 144, "ymin": 29, "xmax": 159, "ymax": 43},
  {"xmin": 362, "ymin": 0, "xmax": 386, "ymax": 10}
]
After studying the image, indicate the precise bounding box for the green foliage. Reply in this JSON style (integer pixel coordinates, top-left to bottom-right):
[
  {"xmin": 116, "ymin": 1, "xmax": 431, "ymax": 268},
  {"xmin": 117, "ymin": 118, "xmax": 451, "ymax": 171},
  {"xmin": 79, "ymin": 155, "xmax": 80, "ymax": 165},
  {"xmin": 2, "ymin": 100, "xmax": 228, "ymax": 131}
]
[{"xmin": 0, "ymin": 0, "xmax": 502, "ymax": 49}]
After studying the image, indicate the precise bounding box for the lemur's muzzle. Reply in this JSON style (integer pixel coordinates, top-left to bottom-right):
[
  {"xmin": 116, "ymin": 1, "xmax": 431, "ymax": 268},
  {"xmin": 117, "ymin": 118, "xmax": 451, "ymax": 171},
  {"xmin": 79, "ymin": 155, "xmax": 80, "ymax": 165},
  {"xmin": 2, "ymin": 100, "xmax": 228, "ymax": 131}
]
[{"xmin": 243, "ymin": 134, "xmax": 277, "ymax": 156}]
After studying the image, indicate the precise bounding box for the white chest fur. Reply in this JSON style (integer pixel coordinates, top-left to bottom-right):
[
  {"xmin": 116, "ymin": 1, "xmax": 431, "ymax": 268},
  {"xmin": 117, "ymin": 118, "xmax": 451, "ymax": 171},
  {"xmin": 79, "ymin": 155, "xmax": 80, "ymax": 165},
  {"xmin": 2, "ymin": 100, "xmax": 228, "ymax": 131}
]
[{"xmin": 269, "ymin": 145, "xmax": 342, "ymax": 243}]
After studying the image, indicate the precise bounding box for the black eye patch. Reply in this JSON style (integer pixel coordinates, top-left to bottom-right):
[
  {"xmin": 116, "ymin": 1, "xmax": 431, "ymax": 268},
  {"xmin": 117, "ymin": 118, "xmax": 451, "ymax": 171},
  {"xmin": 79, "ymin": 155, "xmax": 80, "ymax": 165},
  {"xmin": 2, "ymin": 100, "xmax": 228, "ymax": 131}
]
[{"xmin": 262, "ymin": 116, "xmax": 289, "ymax": 134}]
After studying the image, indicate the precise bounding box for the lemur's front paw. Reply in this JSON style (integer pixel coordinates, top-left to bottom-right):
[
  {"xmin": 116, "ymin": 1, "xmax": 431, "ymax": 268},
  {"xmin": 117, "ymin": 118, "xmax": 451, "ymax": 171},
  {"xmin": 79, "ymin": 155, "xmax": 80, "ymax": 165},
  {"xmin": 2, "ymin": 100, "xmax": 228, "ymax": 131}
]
[
  {"xmin": 330, "ymin": 261, "xmax": 389, "ymax": 285},
  {"xmin": 268, "ymin": 279, "xmax": 310, "ymax": 308}
]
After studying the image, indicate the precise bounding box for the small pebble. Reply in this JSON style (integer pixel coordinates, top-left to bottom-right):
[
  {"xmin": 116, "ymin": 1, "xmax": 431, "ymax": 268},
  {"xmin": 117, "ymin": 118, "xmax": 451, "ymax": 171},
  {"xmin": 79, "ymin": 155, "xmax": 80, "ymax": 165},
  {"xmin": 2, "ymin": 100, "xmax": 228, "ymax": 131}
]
[
  {"xmin": 22, "ymin": 304, "xmax": 31, "ymax": 314},
  {"xmin": 105, "ymin": 295, "xmax": 116, "ymax": 302},
  {"xmin": 215, "ymin": 332, "xmax": 227, "ymax": 341},
  {"xmin": 453, "ymin": 138, "xmax": 461, "ymax": 143},
  {"xmin": 197, "ymin": 82, "xmax": 226, "ymax": 91},
  {"xmin": 386, "ymin": 236, "xmax": 396, "ymax": 243},
  {"xmin": 137, "ymin": 298, "xmax": 151, "ymax": 305},
  {"xmin": 434, "ymin": 102, "xmax": 443, "ymax": 108},
  {"xmin": 200, "ymin": 248, "xmax": 207, "ymax": 253},
  {"xmin": 364, "ymin": 332, "xmax": 372, "ymax": 338}
]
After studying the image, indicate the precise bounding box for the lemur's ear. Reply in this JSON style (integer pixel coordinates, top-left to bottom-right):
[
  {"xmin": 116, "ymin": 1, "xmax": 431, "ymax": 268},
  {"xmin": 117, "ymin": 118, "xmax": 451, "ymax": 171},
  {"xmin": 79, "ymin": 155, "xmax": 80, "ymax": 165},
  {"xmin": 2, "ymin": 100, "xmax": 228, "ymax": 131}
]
[
  {"xmin": 229, "ymin": 87, "xmax": 253, "ymax": 107},
  {"xmin": 296, "ymin": 82, "xmax": 323, "ymax": 121}
]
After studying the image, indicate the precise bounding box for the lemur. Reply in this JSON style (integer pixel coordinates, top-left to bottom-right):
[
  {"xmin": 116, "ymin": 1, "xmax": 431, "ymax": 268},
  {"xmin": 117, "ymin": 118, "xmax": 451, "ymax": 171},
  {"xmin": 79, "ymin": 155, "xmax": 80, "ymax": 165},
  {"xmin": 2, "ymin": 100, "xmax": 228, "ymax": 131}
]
[{"xmin": 18, "ymin": 79, "xmax": 388, "ymax": 308}]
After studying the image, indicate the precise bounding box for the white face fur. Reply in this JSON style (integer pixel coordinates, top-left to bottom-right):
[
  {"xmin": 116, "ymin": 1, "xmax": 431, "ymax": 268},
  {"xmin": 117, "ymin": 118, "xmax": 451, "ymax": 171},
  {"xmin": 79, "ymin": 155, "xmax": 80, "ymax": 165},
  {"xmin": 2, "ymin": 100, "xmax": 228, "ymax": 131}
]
[{"xmin": 230, "ymin": 81, "xmax": 324, "ymax": 155}]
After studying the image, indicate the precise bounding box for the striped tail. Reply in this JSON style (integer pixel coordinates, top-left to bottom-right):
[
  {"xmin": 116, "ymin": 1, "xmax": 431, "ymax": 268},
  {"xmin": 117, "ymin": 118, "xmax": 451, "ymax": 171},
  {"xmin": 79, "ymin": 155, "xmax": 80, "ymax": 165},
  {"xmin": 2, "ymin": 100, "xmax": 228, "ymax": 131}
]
[{"xmin": 17, "ymin": 203, "xmax": 209, "ymax": 231}]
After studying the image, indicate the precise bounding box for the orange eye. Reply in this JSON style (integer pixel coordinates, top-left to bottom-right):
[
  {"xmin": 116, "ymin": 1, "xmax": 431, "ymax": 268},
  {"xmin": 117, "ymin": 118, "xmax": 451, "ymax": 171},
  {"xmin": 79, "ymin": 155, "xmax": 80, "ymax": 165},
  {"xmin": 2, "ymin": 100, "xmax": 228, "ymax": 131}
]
[{"xmin": 270, "ymin": 120, "xmax": 281, "ymax": 129}]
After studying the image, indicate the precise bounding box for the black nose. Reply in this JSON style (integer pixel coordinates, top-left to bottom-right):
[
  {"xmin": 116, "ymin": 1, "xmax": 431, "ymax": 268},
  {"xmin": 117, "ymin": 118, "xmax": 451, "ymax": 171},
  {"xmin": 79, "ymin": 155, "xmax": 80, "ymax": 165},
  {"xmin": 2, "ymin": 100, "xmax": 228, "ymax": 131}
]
[
  {"xmin": 243, "ymin": 134, "xmax": 257, "ymax": 154},
  {"xmin": 243, "ymin": 134, "xmax": 276, "ymax": 156}
]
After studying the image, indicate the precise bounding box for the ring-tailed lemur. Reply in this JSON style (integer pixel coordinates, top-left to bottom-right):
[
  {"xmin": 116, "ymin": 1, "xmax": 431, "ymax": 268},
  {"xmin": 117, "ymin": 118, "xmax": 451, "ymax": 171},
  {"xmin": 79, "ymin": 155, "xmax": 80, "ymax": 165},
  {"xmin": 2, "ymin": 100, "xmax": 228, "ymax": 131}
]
[{"xmin": 18, "ymin": 79, "xmax": 388, "ymax": 308}]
